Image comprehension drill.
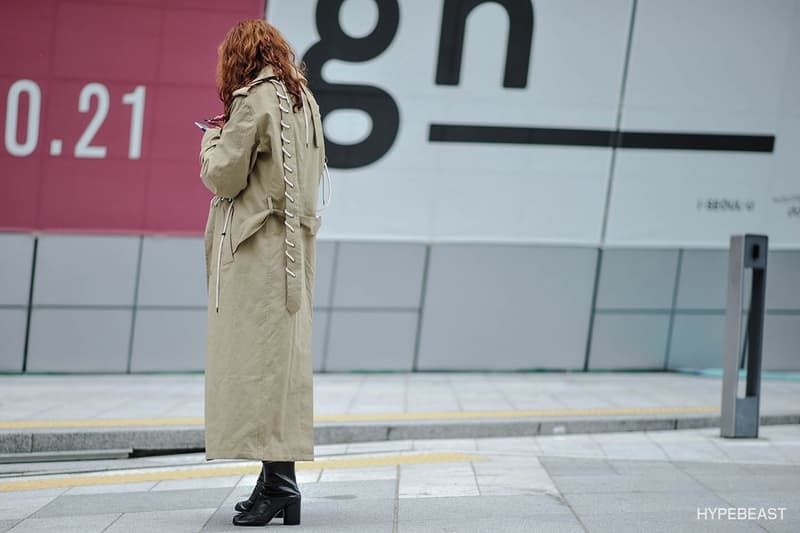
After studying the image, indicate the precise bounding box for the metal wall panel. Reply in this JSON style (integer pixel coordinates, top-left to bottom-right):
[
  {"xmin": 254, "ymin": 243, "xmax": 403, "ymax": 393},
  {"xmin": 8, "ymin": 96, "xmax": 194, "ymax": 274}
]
[
  {"xmin": 0, "ymin": 309, "xmax": 27, "ymax": 372},
  {"xmin": 137, "ymin": 237, "xmax": 206, "ymax": 307},
  {"xmin": 765, "ymin": 251, "xmax": 800, "ymax": 310},
  {"xmin": 677, "ymin": 250, "xmax": 728, "ymax": 310},
  {"xmin": 668, "ymin": 311, "xmax": 791, "ymax": 370},
  {"xmin": 27, "ymin": 309, "xmax": 132, "ymax": 372},
  {"xmin": 666, "ymin": 314, "xmax": 725, "ymax": 370},
  {"xmin": 417, "ymin": 244, "xmax": 596, "ymax": 370},
  {"xmin": 588, "ymin": 314, "xmax": 670, "ymax": 370},
  {"xmin": 325, "ymin": 311, "xmax": 418, "ymax": 372},
  {"xmin": 763, "ymin": 315, "xmax": 800, "ymax": 371},
  {"xmin": 332, "ymin": 243, "xmax": 426, "ymax": 309},
  {"xmin": 129, "ymin": 309, "xmax": 206, "ymax": 372},
  {"xmin": 313, "ymin": 241, "xmax": 336, "ymax": 309},
  {"xmin": 312, "ymin": 309, "xmax": 328, "ymax": 372},
  {"xmin": 596, "ymin": 249, "xmax": 679, "ymax": 309},
  {"xmin": 33, "ymin": 235, "xmax": 139, "ymax": 306},
  {"xmin": 0, "ymin": 233, "xmax": 34, "ymax": 305}
]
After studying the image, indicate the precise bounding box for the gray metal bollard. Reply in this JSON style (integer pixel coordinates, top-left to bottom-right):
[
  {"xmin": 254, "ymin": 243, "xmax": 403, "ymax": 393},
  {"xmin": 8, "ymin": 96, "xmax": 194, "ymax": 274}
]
[{"xmin": 720, "ymin": 234, "xmax": 768, "ymax": 438}]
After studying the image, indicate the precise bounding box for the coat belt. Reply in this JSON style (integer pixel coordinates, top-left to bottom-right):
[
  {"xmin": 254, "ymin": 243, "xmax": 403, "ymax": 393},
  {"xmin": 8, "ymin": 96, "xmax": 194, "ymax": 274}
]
[{"xmin": 226, "ymin": 201, "xmax": 319, "ymax": 315}]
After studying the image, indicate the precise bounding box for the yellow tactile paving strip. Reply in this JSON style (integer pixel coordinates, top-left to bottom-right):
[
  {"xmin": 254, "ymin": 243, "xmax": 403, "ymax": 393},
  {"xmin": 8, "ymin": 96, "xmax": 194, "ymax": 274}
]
[
  {"xmin": 0, "ymin": 452, "xmax": 487, "ymax": 492},
  {"xmin": 0, "ymin": 406, "xmax": 719, "ymax": 430}
]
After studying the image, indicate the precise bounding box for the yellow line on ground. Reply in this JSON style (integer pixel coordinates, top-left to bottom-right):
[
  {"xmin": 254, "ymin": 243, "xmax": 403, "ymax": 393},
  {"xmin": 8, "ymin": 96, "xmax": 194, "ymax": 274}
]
[
  {"xmin": 0, "ymin": 417, "xmax": 204, "ymax": 429},
  {"xmin": 0, "ymin": 406, "xmax": 720, "ymax": 430},
  {"xmin": 314, "ymin": 406, "xmax": 720, "ymax": 422},
  {"xmin": 0, "ymin": 452, "xmax": 486, "ymax": 492}
]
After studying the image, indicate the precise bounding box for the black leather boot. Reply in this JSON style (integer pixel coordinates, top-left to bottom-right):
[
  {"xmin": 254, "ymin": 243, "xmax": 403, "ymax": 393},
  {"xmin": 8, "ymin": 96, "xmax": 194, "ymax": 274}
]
[
  {"xmin": 234, "ymin": 463, "xmax": 285, "ymax": 516},
  {"xmin": 232, "ymin": 461, "xmax": 300, "ymax": 526}
]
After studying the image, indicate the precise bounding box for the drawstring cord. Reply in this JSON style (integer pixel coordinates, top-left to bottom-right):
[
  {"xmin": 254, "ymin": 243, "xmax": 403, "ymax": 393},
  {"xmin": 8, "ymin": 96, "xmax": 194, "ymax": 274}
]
[
  {"xmin": 215, "ymin": 198, "xmax": 234, "ymax": 313},
  {"xmin": 317, "ymin": 159, "xmax": 332, "ymax": 214},
  {"xmin": 302, "ymin": 92, "xmax": 310, "ymax": 147}
]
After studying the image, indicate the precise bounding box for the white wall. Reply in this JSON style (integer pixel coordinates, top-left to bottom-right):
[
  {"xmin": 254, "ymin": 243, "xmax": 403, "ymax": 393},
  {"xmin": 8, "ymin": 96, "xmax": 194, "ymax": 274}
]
[{"xmin": 268, "ymin": 0, "xmax": 800, "ymax": 249}]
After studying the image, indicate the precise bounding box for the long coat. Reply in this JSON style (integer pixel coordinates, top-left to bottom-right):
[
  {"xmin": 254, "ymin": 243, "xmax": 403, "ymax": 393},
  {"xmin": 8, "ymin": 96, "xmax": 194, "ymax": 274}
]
[{"xmin": 199, "ymin": 65, "xmax": 324, "ymax": 461}]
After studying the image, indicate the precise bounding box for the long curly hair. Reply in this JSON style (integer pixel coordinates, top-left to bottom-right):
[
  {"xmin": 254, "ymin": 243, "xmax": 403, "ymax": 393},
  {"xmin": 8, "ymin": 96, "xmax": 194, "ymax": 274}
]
[{"xmin": 216, "ymin": 19, "xmax": 307, "ymax": 118}]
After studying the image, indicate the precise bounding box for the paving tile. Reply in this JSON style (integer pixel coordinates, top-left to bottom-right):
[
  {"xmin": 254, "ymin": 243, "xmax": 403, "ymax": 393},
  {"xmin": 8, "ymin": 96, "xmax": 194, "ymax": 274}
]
[
  {"xmin": 412, "ymin": 438, "xmax": 478, "ymax": 452},
  {"xmin": 104, "ymin": 508, "xmax": 216, "ymax": 533},
  {"xmin": 202, "ymin": 498, "xmax": 396, "ymax": 533},
  {"xmin": 539, "ymin": 456, "xmax": 617, "ymax": 477},
  {"xmin": 31, "ymin": 488, "xmax": 230, "ymax": 518},
  {"xmin": 687, "ymin": 472, "xmax": 800, "ymax": 494},
  {"xmin": 0, "ymin": 521, "xmax": 17, "ymax": 533},
  {"xmin": 474, "ymin": 455, "xmax": 559, "ymax": 496},
  {"xmin": 578, "ymin": 512, "xmax": 767, "ymax": 532},
  {"xmin": 535, "ymin": 434, "xmax": 606, "ymax": 458},
  {"xmin": 151, "ymin": 476, "xmax": 241, "ymax": 492},
  {"xmin": 552, "ymin": 468, "xmax": 707, "ymax": 494},
  {"xmin": 319, "ymin": 465, "xmax": 397, "ymax": 482},
  {"xmin": 399, "ymin": 462, "xmax": 479, "ymax": 499},
  {"xmin": 6, "ymin": 513, "xmax": 120, "ymax": 533},
  {"xmin": 475, "ymin": 436, "xmax": 540, "ymax": 454},
  {"xmin": 563, "ymin": 489, "xmax": 729, "ymax": 516},
  {"xmin": 397, "ymin": 494, "xmax": 573, "ymax": 522},
  {"xmin": 398, "ymin": 516, "xmax": 585, "ymax": 533},
  {"xmin": 712, "ymin": 492, "xmax": 798, "ymax": 517},
  {"xmin": 299, "ymin": 480, "xmax": 397, "ymax": 502},
  {"xmin": 345, "ymin": 440, "xmax": 413, "ymax": 454},
  {"xmin": 595, "ymin": 439, "xmax": 670, "ymax": 460},
  {"xmin": 66, "ymin": 482, "xmax": 158, "ymax": 495},
  {"xmin": 604, "ymin": 458, "xmax": 690, "ymax": 474},
  {"xmin": 0, "ymin": 491, "xmax": 66, "ymax": 521}
]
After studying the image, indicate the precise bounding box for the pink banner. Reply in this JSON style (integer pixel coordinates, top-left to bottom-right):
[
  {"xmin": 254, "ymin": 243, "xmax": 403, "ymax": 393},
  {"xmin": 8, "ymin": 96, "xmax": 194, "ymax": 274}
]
[{"xmin": 0, "ymin": 0, "xmax": 264, "ymax": 234}]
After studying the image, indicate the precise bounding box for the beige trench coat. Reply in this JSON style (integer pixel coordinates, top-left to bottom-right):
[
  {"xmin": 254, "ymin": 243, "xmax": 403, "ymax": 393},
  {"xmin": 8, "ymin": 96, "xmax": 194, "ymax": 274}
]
[{"xmin": 199, "ymin": 65, "xmax": 324, "ymax": 461}]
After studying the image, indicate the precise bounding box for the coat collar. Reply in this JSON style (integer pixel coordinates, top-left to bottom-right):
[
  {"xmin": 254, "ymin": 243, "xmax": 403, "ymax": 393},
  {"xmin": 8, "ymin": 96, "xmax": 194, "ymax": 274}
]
[
  {"xmin": 231, "ymin": 65, "xmax": 277, "ymax": 97},
  {"xmin": 252, "ymin": 64, "xmax": 276, "ymax": 83}
]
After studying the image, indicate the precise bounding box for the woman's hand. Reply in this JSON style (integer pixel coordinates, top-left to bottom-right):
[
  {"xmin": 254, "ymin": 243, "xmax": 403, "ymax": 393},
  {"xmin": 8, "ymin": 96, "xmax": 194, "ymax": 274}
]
[{"xmin": 205, "ymin": 114, "xmax": 226, "ymax": 129}]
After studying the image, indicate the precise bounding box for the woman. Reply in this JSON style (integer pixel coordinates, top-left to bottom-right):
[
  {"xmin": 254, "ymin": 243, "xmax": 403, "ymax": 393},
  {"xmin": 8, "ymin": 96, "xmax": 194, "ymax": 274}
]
[{"xmin": 199, "ymin": 19, "xmax": 325, "ymax": 527}]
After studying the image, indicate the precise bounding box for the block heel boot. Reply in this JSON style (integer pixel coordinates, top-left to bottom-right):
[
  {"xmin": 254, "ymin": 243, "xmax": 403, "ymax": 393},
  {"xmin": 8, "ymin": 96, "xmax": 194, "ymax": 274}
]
[
  {"xmin": 234, "ymin": 464, "xmax": 285, "ymax": 518},
  {"xmin": 232, "ymin": 461, "xmax": 300, "ymax": 527}
]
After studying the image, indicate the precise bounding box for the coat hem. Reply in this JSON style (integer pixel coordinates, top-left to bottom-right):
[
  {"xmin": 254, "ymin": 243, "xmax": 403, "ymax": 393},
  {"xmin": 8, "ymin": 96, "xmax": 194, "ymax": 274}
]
[{"xmin": 205, "ymin": 451, "xmax": 315, "ymax": 462}]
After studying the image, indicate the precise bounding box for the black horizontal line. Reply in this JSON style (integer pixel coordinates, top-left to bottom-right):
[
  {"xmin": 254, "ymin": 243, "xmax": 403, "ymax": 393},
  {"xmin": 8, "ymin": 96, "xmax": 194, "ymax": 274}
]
[{"xmin": 429, "ymin": 124, "xmax": 775, "ymax": 152}]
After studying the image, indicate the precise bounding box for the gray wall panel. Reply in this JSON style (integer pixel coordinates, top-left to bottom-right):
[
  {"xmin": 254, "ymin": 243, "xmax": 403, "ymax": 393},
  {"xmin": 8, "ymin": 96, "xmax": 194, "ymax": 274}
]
[
  {"xmin": 0, "ymin": 233, "xmax": 34, "ymax": 305},
  {"xmin": 676, "ymin": 250, "xmax": 729, "ymax": 310},
  {"xmin": 763, "ymin": 315, "xmax": 800, "ymax": 371},
  {"xmin": 137, "ymin": 237, "xmax": 206, "ymax": 307},
  {"xmin": 130, "ymin": 309, "xmax": 206, "ymax": 372},
  {"xmin": 677, "ymin": 250, "xmax": 755, "ymax": 310},
  {"xmin": 0, "ymin": 309, "xmax": 27, "ymax": 372},
  {"xmin": 668, "ymin": 312, "xmax": 790, "ymax": 370},
  {"xmin": 325, "ymin": 311, "xmax": 417, "ymax": 371},
  {"xmin": 417, "ymin": 245, "xmax": 596, "ymax": 370},
  {"xmin": 588, "ymin": 314, "xmax": 670, "ymax": 370},
  {"xmin": 667, "ymin": 314, "xmax": 725, "ymax": 370},
  {"xmin": 332, "ymin": 243, "xmax": 426, "ymax": 308},
  {"xmin": 596, "ymin": 249, "xmax": 678, "ymax": 309},
  {"xmin": 313, "ymin": 241, "xmax": 335, "ymax": 309},
  {"xmin": 765, "ymin": 251, "xmax": 800, "ymax": 310},
  {"xmin": 27, "ymin": 309, "xmax": 131, "ymax": 372},
  {"xmin": 33, "ymin": 235, "xmax": 139, "ymax": 306},
  {"xmin": 312, "ymin": 309, "xmax": 328, "ymax": 372}
]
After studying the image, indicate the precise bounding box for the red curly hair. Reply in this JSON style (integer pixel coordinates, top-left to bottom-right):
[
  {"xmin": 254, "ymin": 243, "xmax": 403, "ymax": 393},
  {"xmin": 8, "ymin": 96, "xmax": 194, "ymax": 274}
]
[{"xmin": 216, "ymin": 19, "xmax": 307, "ymax": 118}]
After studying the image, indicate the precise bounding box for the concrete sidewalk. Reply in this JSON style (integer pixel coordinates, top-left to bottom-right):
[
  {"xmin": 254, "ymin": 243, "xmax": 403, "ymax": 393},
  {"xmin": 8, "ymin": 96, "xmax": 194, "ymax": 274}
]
[
  {"xmin": 1, "ymin": 426, "xmax": 799, "ymax": 532},
  {"xmin": 1, "ymin": 372, "xmax": 799, "ymax": 456}
]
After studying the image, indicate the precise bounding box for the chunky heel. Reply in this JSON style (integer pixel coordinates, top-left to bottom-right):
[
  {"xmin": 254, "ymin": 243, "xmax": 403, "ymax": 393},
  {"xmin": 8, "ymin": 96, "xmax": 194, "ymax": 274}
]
[{"xmin": 283, "ymin": 501, "xmax": 301, "ymax": 525}]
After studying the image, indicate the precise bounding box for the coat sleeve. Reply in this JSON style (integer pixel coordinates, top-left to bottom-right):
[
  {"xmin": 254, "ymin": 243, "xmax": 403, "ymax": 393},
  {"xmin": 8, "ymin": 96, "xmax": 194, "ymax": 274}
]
[{"xmin": 199, "ymin": 97, "xmax": 258, "ymax": 199}]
